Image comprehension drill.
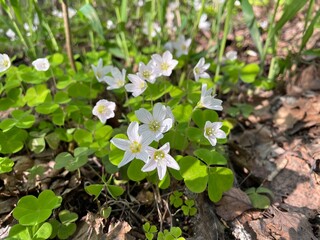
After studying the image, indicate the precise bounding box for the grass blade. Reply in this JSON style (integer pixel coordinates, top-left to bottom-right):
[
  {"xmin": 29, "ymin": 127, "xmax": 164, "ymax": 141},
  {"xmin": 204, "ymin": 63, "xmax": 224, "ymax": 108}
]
[
  {"xmin": 300, "ymin": 7, "xmax": 320, "ymax": 52},
  {"xmin": 240, "ymin": 0, "xmax": 263, "ymax": 57},
  {"xmin": 78, "ymin": 3, "xmax": 104, "ymax": 39}
]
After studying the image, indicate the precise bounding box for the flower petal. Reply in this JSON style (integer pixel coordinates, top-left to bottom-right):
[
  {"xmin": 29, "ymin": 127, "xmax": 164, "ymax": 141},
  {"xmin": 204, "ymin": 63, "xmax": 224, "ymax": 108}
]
[
  {"xmin": 110, "ymin": 138, "xmax": 130, "ymax": 151},
  {"xmin": 142, "ymin": 159, "xmax": 157, "ymax": 172},
  {"xmin": 118, "ymin": 151, "xmax": 135, "ymax": 167},
  {"xmin": 135, "ymin": 108, "xmax": 153, "ymax": 123},
  {"xmin": 127, "ymin": 122, "xmax": 140, "ymax": 141}
]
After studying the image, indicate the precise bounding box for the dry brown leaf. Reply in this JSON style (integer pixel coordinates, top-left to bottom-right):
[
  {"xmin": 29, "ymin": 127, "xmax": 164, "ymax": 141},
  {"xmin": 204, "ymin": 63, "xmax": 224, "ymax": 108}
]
[
  {"xmin": 0, "ymin": 198, "xmax": 17, "ymax": 214},
  {"xmin": 216, "ymin": 188, "xmax": 252, "ymax": 221},
  {"xmin": 107, "ymin": 221, "xmax": 132, "ymax": 240}
]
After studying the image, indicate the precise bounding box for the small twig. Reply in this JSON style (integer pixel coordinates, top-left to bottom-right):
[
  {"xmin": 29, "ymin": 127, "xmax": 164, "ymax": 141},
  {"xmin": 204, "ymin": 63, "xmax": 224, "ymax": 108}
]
[
  {"xmin": 152, "ymin": 184, "xmax": 164, "ymax": 231},
  {"xmin": 61, "ymin": 0, "xmax": 77, "ymax": 72}
]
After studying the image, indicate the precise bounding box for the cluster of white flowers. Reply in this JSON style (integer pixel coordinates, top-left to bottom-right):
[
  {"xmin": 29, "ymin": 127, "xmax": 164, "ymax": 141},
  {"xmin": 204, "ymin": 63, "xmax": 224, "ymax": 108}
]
[
  {"xmin": 111, "ymin": 103, "xmax": 179, "ymax": 180},
  {"xmin": 91, "ymin": 51, "xmax": 178, "ymax": 97},
  {"xmin": 164, "ymin": 35, "xmax": 192, "ymax": 57}
]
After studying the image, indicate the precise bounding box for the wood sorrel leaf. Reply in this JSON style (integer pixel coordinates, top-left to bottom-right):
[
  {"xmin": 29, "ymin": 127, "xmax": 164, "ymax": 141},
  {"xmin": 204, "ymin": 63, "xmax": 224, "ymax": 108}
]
[
  {"xmin": 207, "ymin": 167, "xmax": 234, "ymax": 202},
  {"xmin": 13, "ymin": 190, "xmax": 62, "ymax": 226},
  {"xmin": 193, "ymin": 149, "xmax": 227, "ymax": 166},
  {"xmin": 179, "ymin": 156, "xmax": 208, "ymax": 193}
]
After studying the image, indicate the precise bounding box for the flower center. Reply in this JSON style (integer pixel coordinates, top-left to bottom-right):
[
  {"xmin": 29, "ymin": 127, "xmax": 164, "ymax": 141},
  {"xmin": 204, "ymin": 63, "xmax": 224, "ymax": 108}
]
[
  {"xmin": 96, "ymin": 71, "xmax": 102, "ymax": 79},
  {"xmin": 149, "ymin": 120, "xmax": 160, "ymax": 132},
  {"xmin": 2, "ymin": 60, "xmax": 9, "ymax": 68},
  {"xmin": 205, "ymin": 127, "xmax": 215, "ymax": 137},
  {"xmin": 130, "ymin": 141, "xmax": 142, "ymax": 153},
  {"xmin": 160, "ymin": 62, "xmax": 169, "ymax": 71},
  {"xmin": 117, "ymin": 79, "xmax": 124, "ymax": 87},
  {"xmin": 97, "ymin": 105, "xmax": 106, "ymax": 114},
  {"xmin": 194, "ymin": 67, "xmax": 200, "ymax": 74},
  {"xmin": 182, "ymin": 44, "xmax": 188, "ymax": 51},
  {"xmin": 142, "ymin": 70, "xmax": 151, "ymax": 79},
  {"xmin": 154, "ymin": 150, "xmax": 165, "ymax": 162},
  {"xmin": 139, "ymin": 81, "xmax": 146, "ymax": 89}
]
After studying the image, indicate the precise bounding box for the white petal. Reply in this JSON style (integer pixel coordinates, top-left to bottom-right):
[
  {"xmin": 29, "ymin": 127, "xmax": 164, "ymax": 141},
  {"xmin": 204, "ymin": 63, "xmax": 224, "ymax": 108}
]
[
  {"xmin": 135, "ymin": 108, "xmax": 153, "ymax": 123},
  {"xmin": 142, "ymin": 160, "xmax": 157, "ymax": 172},
  {"xmin": 111, "ymin": 138, "xmax": 130, "ymax": 151},
  {"xmin": 160, "ymin": 142, "xmax": 170, "ymax": 154},
  {"xmin": 200, "ymin": 72, "xmax": 210, "ymax": 79},
  {"xmin": 136, "ymin": 151, "xmax": 149, "ymax": 163},
  {"xmin": 208, "ymin": 136, "xmax": 217, "ymax": 146},
  {"xmin": 157, "ymin": 162, "xmax": 167, "ymax": 180},
  {"xmin": 118, "ymin": 151, "xmax": 135, "ymax": 167},
  {"xmin": 161, "ymin": 118, "xmax": 173, "ymax": 133},
  {"xmin": 215, "ymin": 129, "xmax": 226, "ymax": 139},
  {"xmin": 153, "ymin": 103, "xmax": 166, "ymax": 121},
  {"xmin": 165, "ymin": 155, "xmax": 180, "ymax": 170},
  {"xmin": 127, "ymin": 122, "xmax": 140, "ymax": 141}
]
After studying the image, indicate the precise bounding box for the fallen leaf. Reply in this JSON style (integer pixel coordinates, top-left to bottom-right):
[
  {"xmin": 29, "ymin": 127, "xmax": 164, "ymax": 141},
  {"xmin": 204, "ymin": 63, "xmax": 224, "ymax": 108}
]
[
  {"xmin": 216, "ymin": 188, "xmax": 252, "ymax": 221},
  {"xmin": 107, "ymin": 221, "xmax": 132, "ymax": 240}
]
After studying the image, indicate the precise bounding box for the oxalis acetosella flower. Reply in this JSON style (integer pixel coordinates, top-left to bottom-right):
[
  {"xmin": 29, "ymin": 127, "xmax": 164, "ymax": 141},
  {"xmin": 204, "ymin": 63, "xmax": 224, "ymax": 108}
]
[
  {"xmin": 151, "ymin": 50, "xmax": 178, "ymax": 77},
  {"xmin": 135, "ymin": 103, "xmax": 173, "ymax": 141},
  {"xmin": 137, "ymin": 61, "xmax": 158, "ymax": 84},
  {"xmin": 111, "ymin": 122, "xmax": 153, "ymax": 167},
  {"xmin": 173, "ymin": 35, "xmax": 192, "ymax": 57},
  {"xmin": 142, "ymin": 143, "xmax": 180, "ymax": 180},
  {"xmin": 92, "ymin": 99, "xmax": 116, "ymax": 124},
  {"xmin": 193, "ymin": 57, "xmax": 210, "ymax": 82},
  {"xmin": 0, "ymin": 53, "xmax": 11, "ymax": 72},
  {"xmin": 32, "ymin": 58, "xmax": 50, "ymax": 71},
  {"xmin": 204, "ymin": 121, "xmax": 226, "ymax": 146},
  {"xmin": 104, "ymin": 67, "xmax": 126, "ymax": 90},
  {"xmin": 91, "ymin": 58, "xmax": 112, "ymax": 82},
  {"xmin": 125, "ymin": 74, "xmax": 147, "ymax": 97},
  {"xmin": 197, "ymin": 83, "xmax": 223, "ymax": 111}
]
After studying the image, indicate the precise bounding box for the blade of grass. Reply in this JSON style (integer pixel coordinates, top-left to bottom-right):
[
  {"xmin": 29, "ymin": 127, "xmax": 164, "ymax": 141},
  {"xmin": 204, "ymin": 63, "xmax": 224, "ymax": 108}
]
[
  {"xmin": 78, "ymin": 3, "xmax": 104, "ymax": 39},
  {"xmin": 120, "ymin": 0, "xmax": 128, "ymax": 23},
  {"xmin": 240, "ymin": 0, "xmax": 263, "ymax": 57},
  {"xmin": 299, "ymin": 2, "xmax": 319, "ymax": 52}
]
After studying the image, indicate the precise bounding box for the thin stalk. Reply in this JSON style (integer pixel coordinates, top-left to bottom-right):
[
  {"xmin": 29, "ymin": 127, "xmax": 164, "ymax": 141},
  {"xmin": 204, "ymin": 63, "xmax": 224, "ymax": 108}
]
[
  {"xmin": 260, "ymin": 0, "xmax": 280, "ymax": 72},
  {"xmin": 61, "ymin": 0, "xmax": 77, "ymax": 72},
  {"xmin": 215, "ymin": 0, "xmax": 234, "ymax": 81},
  {"xmin": 299, "ymin": 0, "xmax": 314, "ymax": 53}
]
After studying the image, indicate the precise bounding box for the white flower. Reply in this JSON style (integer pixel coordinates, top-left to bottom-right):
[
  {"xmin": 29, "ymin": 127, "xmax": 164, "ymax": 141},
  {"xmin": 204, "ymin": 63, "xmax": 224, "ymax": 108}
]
[
  {"xmin": 92, "ymin": 99, "xmax": 116, "ymax": 124},
  {"xmin": 193, "ymin": 0, "xmax": 202, "ymax": 11},
  {"xmin": 165, "ymin": 106, "xmax": 175, "ymax": 124},
  {"xmin": 173, "ymin": 35, "xmax": 192, "ymax": 57},
  {"xmin": 259, "ymin": 20, "xmax": 268, "ymax": 30},
  {"xmin": 135, "ymin": 103, "xmax": 173, "ymax": 141},
  {"xmin": 142, "ymin": 22, "xmax": 161, "ymax": 38},
  {"xmin": 198, "ymin": 14, "xmax": 211, "ymax": 31},
  {"xmin": 125, "ymin": 74, "xmax": 148, "ymax": 97},
  {"xmin": 6, "ymin": 29, "xmax": 16, "ymax": 41},
  {"xmin": 197, "ymin": 84, "xmax": 223, "ymax": 111},
  {"xmin": 137, "ymin": 61, "xmax": 157, "ymax": 83},
  {"xmin": 151, "ymin": 51, "xmax": 178, "ymax": 77},
  {"xmin": 106, "ymin": 20, "xmax": 115, "ymax": 30},
  {"xmin": 164, "ymin": 41, "xmax": 175, "ymax": 52},
  {"xmin": 104, "ymin": 67, "xmax": 126, "ymax": 90},
  {"xmin": 110, "ymin": 122, "xmax": 153, "ymax": 167},
  {"xmin": 0, "ymin": 54, "xmax": 11, "ymax": 72},
  {"xmin": 193, "ymin": 57, "xmax": 210, "ymax": 81},
  {"xmin": 226, "ymin": 51, "xmax": 237, "ymax": 61},
  {"xmin": 32, "ymin": 58, "xmax": 50, "ymax": 71},
  {"xmin": 142, "ymin": 143, "xmax": 180, "ymax": 180},
  {"xmin": 91, "ymin": 58, "xmax": 112, "ymax": 82},
  {"xmin": 204, "ymin": 121, "xmax": 226, "ymax": 146}
]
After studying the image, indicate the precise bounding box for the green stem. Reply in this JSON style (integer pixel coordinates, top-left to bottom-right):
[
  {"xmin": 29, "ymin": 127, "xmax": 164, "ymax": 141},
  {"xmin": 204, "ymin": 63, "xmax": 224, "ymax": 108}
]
[
  {"xmin": 215, "ymin": 0, "xmax": 233, "ymax": 81},
  {"xmin": 260, "ymin": 0, "xmax": 280, "ymax": 72}
]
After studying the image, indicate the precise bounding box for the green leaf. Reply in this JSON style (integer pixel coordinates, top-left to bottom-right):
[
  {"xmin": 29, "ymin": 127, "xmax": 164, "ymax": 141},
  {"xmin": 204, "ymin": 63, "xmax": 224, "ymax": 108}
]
[
  {"xmin": 28, "ymin": 137, "xmax": 46, "ymax": 154},
  {"xmin": 50, "ymin": 53, "xmax": 64, "ymax": 66},
  {"xmin": 94, "ymin": 125, "xmax": 113, "ymax": 140},
  {"xmin": 207, "ymin": 167, "xmax": 234, "ymax": 202},
  {"xmin": 45, "ymin": 132, "xmax": 60, "ymax": 149},
  {"xmin": 241, "ymin": 0, "xmax": 263, "ymax": 57},
  {"xmin": 0, "ymin": 157, "xmax": 14, "ymax": 174},
  {"xmin": 247, "ymin": 191, "xmax": 271, "ymax": 209},
  {"xmin": 192, "ymin": 109, "xmax": 219, "ymax": 128},
  {"xmin": 59, "ymin": 210, "xmax": 78, "ymax": 225},
  {"xmin": 0, "ymin": 128, "xmax": 28, "ymax": 154},
  {"xmin": 179, "ymin": 156, "xmax": 208, "ymax": 193},
  {"xmin": 300, "ymin": 10, "xmax": 320, "ymax": 52},
  {"xmin": 74, "ymin": 129, "xmax": 93, "ymax": 146},
  {"xmin": 24, "ymin": 85, "xmax": 50, "ymax": 107},
  {"xmin": 160, "ymin": 130, "xmax": 188, "ymax": 151},
  {"xmin": 13, "ymin": 190, "xmax": 62, "ymax": 226},
  {"xmin": 57, "ymin": 223, "xmax": 77, "ymax": 239},
  {"xmin": 52, "ymin": 108, "xmax": 65, "ymax": 126},
  {"xmin": 172, "ymin": 104, "xmax": 193, "ymax": 123},
  {"xmin": 240, "ymin": 63, "xmax": 260, "ymax": 83},
  {"xmin": 145, "ymin": 81, "xmax": 173, "ymax": 101},
  {"xmin": 78, "ymin": 3, "xmax": 104, "ymax": 39},
  {"xmin": 127, "ymin": 159, "xmax": 147, "ymax": 181},
  {"xmin": 35, "ymin": 102, "xmax": 59, "ymax": 114},
  {"xmin": 193, "ymin": 149, "xmax": 227, "ymax": 166},
  {"xmin": 11, "ymin": 110, "xmax": 35, "ymax": 129},
  {"xmin": 107, "ymin": 185, "xmax": 125, "ymax": 198},
  {"xmin": 0, "ymin": 118, "xmax": 16, "ymax": 132},
  {"xmin": 85, "ymin": 184, "xmax": 104, "ymax": 200},
  {"xmin": 8, "ymin": 224, "xmax": 32, "ymax": 239},
  {"xmin": 54, "ymin": 147, "xmax": 91, "ymax": 171},
  {"xmin": 186, "ymin": 127, "xmax": 209, "ymax": 145},
  {"xmin": 54, "ymin": 91, "xmax": 71, "ymax": 104},
  {"xmin": 33, "ymin": 222, "xmax": 52, "ymax": 239}
]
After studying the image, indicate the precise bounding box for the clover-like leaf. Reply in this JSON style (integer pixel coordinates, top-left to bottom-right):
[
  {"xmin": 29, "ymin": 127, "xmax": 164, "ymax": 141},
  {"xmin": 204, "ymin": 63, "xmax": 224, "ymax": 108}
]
[
  {"xmin": 192, "ymin": 109, "xmax": 219, "ymax": 128},
  {"xmin": 85, "ymin": 184, "xmax": 104, "ymax": 200},
  {"xmin": 13, "ymin": 190, "xmax": 62, "ymax": 226},
  {"xmin": 127, "ymin": 159, "xmax": 147, "ymax": 181},
  {"xmin": 207, "ymin": 167, "xmax": 234, "ymax": 202},
  {"xmin": 193, "ymin": 149, "xmax": 227, "ymax": 166},
  {"xmin": 107, "ymin": 185, "xmax": 125, "ymax": 198},
  {"xmin": 179, "ymin": 156, "xmax": 208, "ymax": 193},
  {"xmin": 0, "ymin": 157, "xmax": 14, "ymax": 174}
]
